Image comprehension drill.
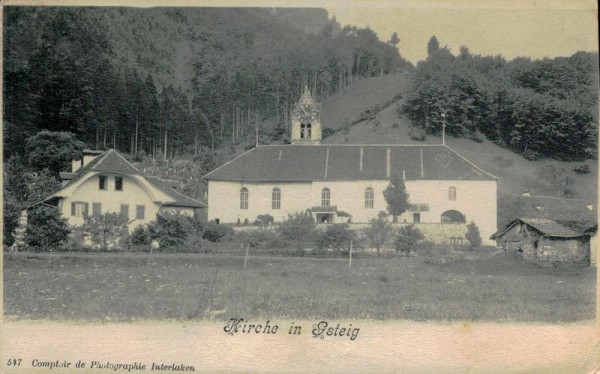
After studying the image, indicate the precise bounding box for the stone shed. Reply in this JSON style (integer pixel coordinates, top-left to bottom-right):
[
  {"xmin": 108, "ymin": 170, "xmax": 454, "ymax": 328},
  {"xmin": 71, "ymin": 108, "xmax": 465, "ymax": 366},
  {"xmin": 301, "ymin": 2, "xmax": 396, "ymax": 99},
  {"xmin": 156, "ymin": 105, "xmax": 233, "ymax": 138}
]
[{"xmin": 494, "ymin": 218, "xmax": 590, "ymax": 267}]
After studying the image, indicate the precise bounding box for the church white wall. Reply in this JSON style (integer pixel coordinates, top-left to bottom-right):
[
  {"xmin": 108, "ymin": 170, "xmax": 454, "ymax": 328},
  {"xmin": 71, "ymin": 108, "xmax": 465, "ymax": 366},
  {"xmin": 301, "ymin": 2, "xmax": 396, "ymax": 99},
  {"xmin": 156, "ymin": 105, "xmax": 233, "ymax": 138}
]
[
  {"xmin": 60, "ymin": 173, "xmax": 161, "ymax": 230},
  {"xmin": 208, "ymin": 179, "xmax": 497, "ymax": 245},
  {"xmin": 207, "ymin": 180, "xmax": 313, "ymax": 223}
]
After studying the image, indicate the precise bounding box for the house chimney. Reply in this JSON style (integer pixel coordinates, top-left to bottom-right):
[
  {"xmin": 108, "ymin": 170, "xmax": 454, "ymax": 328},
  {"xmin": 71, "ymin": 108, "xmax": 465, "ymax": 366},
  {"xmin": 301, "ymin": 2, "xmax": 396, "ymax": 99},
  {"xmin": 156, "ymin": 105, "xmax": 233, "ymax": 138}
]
[
  {"xmin": 386, "ymin": 147, "xmax": 391, "ymax": 178},
  {"xmin": 359, "ymin": 148, "xmax": 364, "ymax": 171},
  {"xmin": 420, "ymin": 149, "xmax": 424, "ymax": 178}
]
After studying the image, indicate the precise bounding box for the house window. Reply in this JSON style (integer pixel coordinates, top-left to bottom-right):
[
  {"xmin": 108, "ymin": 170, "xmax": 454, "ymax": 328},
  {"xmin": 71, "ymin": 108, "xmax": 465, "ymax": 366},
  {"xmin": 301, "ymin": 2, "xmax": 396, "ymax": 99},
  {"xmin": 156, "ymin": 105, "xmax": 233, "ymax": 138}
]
[
  {"xmin": 70, "ymin": 202, "xmax": 89, "ymax": 217},
  {"xmin": 136, "ymin": 205, "xmax": 145, "ymax": 220},
  {"xmin": 120, "ymin": 204, "xmax": 129, "ymax": 220},
  {"xmin": 115, "ymin": 176, "xmax": 123, "ymax": 191},
  {"xmin": 448, "ymin": 186, "xmax": 457, "ymax": 201},
  {"xmin": 321, "ymin": 188, "xmax": 331, "ymax": 207},
  {"xmin": 272, "ymin": 188, "xmax": 281, "ymax": 210},
  {"xmin": 99, "ymin": 175, "xmax": 107, "ymax": 190},
  {"xmin": 92, "ymin": 202, "xmax": 102, "ymax": 216},
  {"xmin": 240, "ymin": 187, "xmax": 249, "ymax": 210},
  {"xmin": 364, "ymin": 187, "xmax": 374, "ymax": 209}
]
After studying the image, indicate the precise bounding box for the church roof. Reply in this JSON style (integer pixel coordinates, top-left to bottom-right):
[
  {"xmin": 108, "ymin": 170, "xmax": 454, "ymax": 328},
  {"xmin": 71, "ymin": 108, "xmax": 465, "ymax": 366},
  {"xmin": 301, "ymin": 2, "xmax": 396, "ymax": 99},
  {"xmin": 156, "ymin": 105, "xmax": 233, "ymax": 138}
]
[{"xmin": 203, "ymin": 144, "xmax": 497, "ymax": 182}]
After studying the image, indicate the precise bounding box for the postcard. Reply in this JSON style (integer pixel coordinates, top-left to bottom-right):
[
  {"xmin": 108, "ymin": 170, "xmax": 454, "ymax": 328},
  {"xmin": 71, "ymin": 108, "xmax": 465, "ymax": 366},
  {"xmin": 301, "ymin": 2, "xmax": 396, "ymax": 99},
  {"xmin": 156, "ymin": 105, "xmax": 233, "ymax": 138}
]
[{"xmin": 2, "ymin": 0, "xmax": 599, "ymax": 372}]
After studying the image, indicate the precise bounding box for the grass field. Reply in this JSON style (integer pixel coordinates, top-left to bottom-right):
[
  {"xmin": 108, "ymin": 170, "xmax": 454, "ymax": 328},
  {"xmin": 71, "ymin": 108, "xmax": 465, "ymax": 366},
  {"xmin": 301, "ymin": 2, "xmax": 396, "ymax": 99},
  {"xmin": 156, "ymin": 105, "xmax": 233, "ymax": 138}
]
[{"xmin": 3, "ymin": 250, "xmax": 595, "ymax": 323}]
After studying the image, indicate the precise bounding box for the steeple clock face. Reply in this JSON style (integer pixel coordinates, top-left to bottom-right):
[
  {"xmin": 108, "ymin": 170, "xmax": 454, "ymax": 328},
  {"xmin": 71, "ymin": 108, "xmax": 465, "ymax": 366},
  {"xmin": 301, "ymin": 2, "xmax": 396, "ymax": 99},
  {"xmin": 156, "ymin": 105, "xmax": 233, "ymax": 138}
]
[{"xmin": 299, "ymin": 103, "xmax": 318, "ymax": 123}]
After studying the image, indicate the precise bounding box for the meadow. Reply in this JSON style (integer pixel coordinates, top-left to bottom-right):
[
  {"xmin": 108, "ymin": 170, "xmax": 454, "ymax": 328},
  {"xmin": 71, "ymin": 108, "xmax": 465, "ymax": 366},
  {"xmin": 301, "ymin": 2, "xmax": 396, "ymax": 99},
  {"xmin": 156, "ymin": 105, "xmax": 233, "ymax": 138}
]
[{"xmin": 3, "ymin": 249, "xmax": 595, "ymax": 323}]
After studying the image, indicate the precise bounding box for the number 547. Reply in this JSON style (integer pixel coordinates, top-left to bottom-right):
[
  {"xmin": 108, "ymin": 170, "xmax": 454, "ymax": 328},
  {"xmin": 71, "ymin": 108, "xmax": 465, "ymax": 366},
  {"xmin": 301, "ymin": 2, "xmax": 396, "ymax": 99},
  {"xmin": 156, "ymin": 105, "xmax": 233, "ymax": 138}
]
[{"xmin": 7, "ymin": 359, "xmax": 22, "ymax": 366}]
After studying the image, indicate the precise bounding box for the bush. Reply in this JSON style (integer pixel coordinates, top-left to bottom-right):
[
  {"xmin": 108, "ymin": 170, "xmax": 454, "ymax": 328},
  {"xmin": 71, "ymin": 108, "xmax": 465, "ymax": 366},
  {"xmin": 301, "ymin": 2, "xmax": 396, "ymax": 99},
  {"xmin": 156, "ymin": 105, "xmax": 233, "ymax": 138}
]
[
  {"xmin": 148, "ymin": 213, "xmax": 199, "ymax": 248},
  {"xmin": 408, "ymin": 127, "xmax": 427, "ymax": 141},
  {"xmin": 522, "ymin": 149, "xmax": 541, "ymax": 161},
  {"xmin": 468, "ymin": 130, "xmax": 485, "ymax": 143},
  {"xmin": 3, "ymin": 193, "xmax": 22, "ymax": 247},
  {"xmin": 255, "ymin": 214, "xmax": 274, "ymax": 226},
  {"xmin": 24, "ymin": 205, "xmax": 71, "ymax": 251},
  {"xmin": 322, "ymin": 127, "xmax": 336, "ymax": 138},
  {"xmin": 364, "ymin": 211, "xmax": 393, "ymax": 256},
  {"xmin": 131, "ymin": 225, "xmax": 152, "ymax": 245},
  {"xmin": 82, "ymin": 212, "xmax": 130, "ymax": 251},
  {"xmin": 573, "ymin": 164, "xmax": 591, "ymax": 174},
  {"xmin": 393, "ymin": 225, "xmax": 425, "ymax": 256},
  {"xmin": 202, "ymin": 222, "xmax": 234, "ymax": 242},
  {"xmin": 235, "ymin": 229, "xmax": 289, "ymax": 249},
  {"xmin": 316, "ymin": 223, "xmax": 356, "ymax": 253},
  {"xmin": 278, "ymin": 211, "xmax": 316, "ymax": 243},
  {"xmin": 465, "ymin": 221, "xmax": 482, "ymax": 250}
]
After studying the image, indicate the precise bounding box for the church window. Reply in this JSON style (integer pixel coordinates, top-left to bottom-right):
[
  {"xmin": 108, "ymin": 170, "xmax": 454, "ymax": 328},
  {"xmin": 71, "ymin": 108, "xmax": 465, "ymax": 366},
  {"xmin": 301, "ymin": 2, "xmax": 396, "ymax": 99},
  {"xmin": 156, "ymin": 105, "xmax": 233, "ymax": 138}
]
[
  {"xmin": 272, "ymin": 188, "xmax": 281, "ymax": 210},
  {"xmin": 449, "ymin": 186, "xmax": 457, "ymax": 201},
  {"xmin": 364, "ymin": 187, "xmax": 374, "ymax": 209},
  {"xmin": 240, "ymin": 187, "xmax": 249, "ymax": 210},
  {"xmin": 321, "ymin": 188, "xmax": 331, "ymax": 207},
  {"xmin": 300, "ymin": 123, "xmax": 312, "ymax": 139}
]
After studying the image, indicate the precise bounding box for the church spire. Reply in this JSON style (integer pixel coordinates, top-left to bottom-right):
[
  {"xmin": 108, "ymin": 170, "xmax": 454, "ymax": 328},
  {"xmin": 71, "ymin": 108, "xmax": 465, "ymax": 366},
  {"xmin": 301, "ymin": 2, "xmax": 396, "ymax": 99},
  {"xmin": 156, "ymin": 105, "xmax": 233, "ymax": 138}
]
[{"xmin": 291, "ymin": 84, "xmax": 322, "ymax": 145}]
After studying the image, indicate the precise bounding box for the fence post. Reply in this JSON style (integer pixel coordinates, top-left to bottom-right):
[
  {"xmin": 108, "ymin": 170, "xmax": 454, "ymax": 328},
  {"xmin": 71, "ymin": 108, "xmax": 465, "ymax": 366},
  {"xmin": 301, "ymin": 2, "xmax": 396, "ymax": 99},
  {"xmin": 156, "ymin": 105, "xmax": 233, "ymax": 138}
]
[
  {"xmin": 349, "ymin": 240, "xmax": 353, "ymax": 267},
  {"xmin": 243, "ymin": 243, "xmax": 250, "ymax": 269}
]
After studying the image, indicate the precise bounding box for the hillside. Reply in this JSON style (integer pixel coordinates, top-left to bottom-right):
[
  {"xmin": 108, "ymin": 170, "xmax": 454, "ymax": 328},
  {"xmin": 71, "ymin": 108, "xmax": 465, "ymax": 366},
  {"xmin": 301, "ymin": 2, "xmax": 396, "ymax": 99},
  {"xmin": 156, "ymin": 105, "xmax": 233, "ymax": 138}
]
[{"xmin": 319, "ymin": 74, "xmax": 597, "ymax": 225}]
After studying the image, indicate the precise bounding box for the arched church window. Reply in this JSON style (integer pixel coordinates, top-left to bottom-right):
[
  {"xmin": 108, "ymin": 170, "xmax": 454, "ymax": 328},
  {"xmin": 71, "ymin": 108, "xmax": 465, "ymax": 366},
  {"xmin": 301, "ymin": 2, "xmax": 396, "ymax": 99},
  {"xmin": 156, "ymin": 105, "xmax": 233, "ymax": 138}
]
[
  {"xmin": 300, "ymin": 123, "xmax": 311, "ymax": 139},
  {"xmin": 321, "ymin": 188, "xmax": 331, "ymax": 207},
  {"xmin": 448, "ymin": 186, "xmax": 457, "ymax": 201},
  {"xmin": 364, "ymin": 187, "xmax": 374, "ymax": 209},
  {"xmin": 240, "ymin": 187, "xmax": 249, "ymax": 210},
  {"xmin": 272, "ymin": 188, "xmax": 281, "ymax": 210}
]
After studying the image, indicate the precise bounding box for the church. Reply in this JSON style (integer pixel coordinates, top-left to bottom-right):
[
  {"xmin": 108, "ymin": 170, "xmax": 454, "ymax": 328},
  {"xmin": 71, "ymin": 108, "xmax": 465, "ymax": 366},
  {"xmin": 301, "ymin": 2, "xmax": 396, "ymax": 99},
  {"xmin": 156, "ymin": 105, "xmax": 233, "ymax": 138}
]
[{"xmin": 203, "ymin": 87, "xmax": 498, "ymax": 245}]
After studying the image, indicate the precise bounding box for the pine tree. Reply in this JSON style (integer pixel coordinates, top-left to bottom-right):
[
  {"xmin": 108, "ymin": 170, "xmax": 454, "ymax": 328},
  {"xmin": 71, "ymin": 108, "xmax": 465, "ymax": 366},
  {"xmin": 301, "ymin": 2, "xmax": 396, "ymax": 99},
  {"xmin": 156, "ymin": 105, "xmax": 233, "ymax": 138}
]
[{"xmin": 383, "ymin": 173, "xmax": 410, "ymax": 223}]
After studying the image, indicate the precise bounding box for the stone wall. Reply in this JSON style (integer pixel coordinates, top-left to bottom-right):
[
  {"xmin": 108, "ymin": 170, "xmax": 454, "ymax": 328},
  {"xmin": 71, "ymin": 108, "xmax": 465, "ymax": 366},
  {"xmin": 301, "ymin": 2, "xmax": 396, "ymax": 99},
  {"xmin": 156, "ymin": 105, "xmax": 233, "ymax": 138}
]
[{"xmin": 520, "ymin": 237, "xmax": 590, "ymax": 267}]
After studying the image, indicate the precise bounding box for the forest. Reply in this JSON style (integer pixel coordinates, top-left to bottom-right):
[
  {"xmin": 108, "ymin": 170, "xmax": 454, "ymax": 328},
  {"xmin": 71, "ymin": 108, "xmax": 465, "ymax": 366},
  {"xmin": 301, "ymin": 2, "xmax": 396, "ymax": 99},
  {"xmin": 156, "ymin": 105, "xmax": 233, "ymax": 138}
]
[
  {"xmin": 402, "ymin": 36, "xmax": 598, "ymax": 161},
  {"xmin": 3, "ymin": 7, "xmax": 410, "ymax": 158}
]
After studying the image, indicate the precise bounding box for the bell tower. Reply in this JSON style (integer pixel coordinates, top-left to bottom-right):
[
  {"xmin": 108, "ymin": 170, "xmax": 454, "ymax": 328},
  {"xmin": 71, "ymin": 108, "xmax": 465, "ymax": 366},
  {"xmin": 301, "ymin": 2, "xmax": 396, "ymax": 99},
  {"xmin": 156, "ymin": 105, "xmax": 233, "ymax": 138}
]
[{"xmin": 291, "ymin": 85, "xmax": 321, "ymax": 145}]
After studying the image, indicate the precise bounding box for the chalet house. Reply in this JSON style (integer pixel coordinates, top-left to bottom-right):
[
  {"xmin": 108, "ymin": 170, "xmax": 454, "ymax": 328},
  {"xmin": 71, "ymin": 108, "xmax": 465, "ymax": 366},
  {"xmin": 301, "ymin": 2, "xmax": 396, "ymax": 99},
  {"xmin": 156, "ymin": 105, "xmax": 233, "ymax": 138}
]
[
  {"xmin": 37, "ymin": 149, "xmax": 205, "ymax": 230},
  {"xmin": 494, "ymin": 218, "xmax": 590, "ymax": 267},
  {"xmin": 203, "ymin": 87, "xmax": 498, "ymax": 245}
]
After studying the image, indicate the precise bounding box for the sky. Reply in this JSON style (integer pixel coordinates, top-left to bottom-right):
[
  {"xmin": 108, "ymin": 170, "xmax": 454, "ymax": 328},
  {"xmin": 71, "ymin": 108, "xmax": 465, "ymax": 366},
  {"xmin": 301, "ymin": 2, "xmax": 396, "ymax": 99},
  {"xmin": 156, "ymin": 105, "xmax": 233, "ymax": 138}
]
[{"xmin": 327, "ymin": 1, "xmax": 598, "ymax": 64}]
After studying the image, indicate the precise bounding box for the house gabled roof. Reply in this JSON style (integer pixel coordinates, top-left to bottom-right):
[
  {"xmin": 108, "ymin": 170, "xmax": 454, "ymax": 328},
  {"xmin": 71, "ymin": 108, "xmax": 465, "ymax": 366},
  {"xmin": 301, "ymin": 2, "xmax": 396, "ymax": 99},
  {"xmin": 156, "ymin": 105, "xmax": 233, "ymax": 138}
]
[
  {"xmin": 56, "ymin": 149, "xmax": 141, "ymax": 192},
  {"xmin": 37, "ymin": 149, "xmax": 204, "ymax": 209},
  {"xmin": 495, "ymin": 218, "xmax": 587, "ymax": 240},
  {"xmin": 203, "ymin": 144, "xmax": 497, "ymax": 182}
]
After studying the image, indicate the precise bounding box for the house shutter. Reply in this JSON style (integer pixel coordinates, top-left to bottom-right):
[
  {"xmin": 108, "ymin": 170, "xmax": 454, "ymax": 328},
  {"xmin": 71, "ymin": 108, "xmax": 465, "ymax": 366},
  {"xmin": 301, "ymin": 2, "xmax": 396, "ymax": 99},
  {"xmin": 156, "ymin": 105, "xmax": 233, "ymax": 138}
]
[
  {"xmin": 136, "ymin": 205, "xmax": 145, "ymax": 220},
  {"xmin": 120, "ymin": 204, "xmax": 129, "ymax": 220},
  {"xmin": 83, "ymin": 203, "xmax": 89, "ymax": 217},
  {"xmin": 93, "ymin": 203, "xmax": 102, "ymax": 216},
  {"xmin": 71, "ymin": 202, "xmax": 76, "ymax": 216}
]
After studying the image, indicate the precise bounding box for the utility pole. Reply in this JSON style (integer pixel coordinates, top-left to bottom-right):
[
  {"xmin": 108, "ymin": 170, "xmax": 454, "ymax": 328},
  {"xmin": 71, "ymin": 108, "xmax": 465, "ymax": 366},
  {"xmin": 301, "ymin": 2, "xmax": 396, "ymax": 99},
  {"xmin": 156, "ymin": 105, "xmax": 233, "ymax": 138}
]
[{"xmin": 441, "ymin": 112, "xmax": 446, "ymax": 146}]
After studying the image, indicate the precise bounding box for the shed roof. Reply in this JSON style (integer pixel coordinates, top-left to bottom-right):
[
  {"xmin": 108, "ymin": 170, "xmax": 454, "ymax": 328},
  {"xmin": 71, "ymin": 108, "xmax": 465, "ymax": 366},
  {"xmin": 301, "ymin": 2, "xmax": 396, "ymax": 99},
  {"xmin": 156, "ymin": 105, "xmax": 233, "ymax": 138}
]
[
  {"xmin": 203, "ymin": 144, "xmax": 497, "ymax": 182},
  {"xmin": 495, "ymin": 218, "xmax": 587, "ymax": 240}
]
